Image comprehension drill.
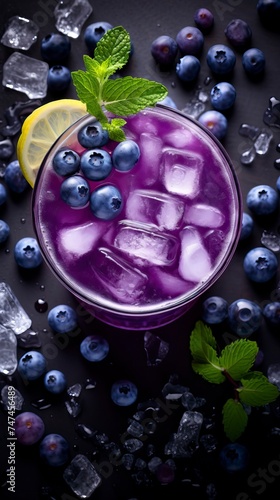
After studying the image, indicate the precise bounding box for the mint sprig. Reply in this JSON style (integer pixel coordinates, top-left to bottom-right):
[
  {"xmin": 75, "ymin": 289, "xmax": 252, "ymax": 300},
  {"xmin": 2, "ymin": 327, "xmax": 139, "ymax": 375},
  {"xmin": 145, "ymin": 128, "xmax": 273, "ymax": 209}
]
[
  {"xmin": 190, "ymin": 320, "xmax": 280, "ymax": 441},
  {"xmin": 72, "ymin": 26, "xmax": 168, "ymax": 141}
]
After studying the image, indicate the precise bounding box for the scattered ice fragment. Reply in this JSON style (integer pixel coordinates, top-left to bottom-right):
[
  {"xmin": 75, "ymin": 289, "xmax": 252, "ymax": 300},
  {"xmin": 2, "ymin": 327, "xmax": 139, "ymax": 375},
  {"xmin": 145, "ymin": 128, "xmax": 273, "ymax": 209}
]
[
  {"xmin": 54, "ymin": 0, "xmax": 93, "ymax": 38},
  {"xmin": 114, "ymin": 221, "xmax": 179, "ymax": 266},
  {"xmin": 254, "ymin": 128, "xmax": 273, "ymax": 155},
  {"xmin": 0, "ymin": 99, "xmax": 42, "ymax": 138},
  {"xmin": 182, "ymin": 100, "xmax": 205, "ymax": 119},
  {"xmin": 239, "ymin": 123, "xmax": 260, "ymax": 141},
  {"xmin": 67, "ymin": 383, "xmax": 82, "ymax": 397},
  {"xmin": 127, "ymin": 420, "xmax": 144, "ymax": 438},
  {"xmin": 17, "ymin": 329, "xmax": 41, "ymax": 348},
  {"xmin": 1, "ymin": 385, "xmax": 24, "ymax": 410},
  {"xmin": 263, "ymin": 96, "xmax": 280, "ymax": 128},
  {"xmin": 240, "ymin": 144, "xmax": 256, "ymax": 165},
  {"xmin": 123, "ymin": 438, "xmax": 143, "ymax": 452},
  {"xmin": 184, "ymin": 204, "xmax": 225, "ymax": 228},
  {"xmin": 199, "ymin": 434, "xmax": 218, "ymax": 452},
  {"xmin": 261, "ymin": 230, "xmax": 280, "ymax": 252},
  {"xmin": 161, "ymin": 148, "xmax": 203, "ymax": 198},
  {"xmin": 178, "ymin": 227, "xmax": 212, "ymax": 283},
  {"xmin": 84, "ymin": 378, "xmax": 97, "ymax": 390},
  {"xmin": 91, "ymin": 247, "xmax": 148, "ymax": 303},
  {"xmin": 2, "ymin": 52, "xmax": 49, "ymax": 99},
  {"xmin": 122, "ymin": 453, "xmax": 135, "ymax": 470},
  {"xmin": 0, "ymin": 282, "xmax": 32, "ymax": 334},
  {"xmin": 65, "ymin": 398, "xmax": 81, "ymax": 417},
  {"xmin": 1, "ymin": 16, "xmax": 39, "ymax": 50},
  {"xmin": 165, "ymin": 411, "xmax": 203, "ymax": 458},
  {"xmin": 0, "ymin": 326, "xmax": 17, "ymax": 375},
  {"xmin": 125, "ymin": 189, "xmax": 184, "ymax": 230},
  {"xmin": 30, "ymin": 398, "xmax": 52, "ymax": 410},
  {"xmin": 148, "ymin": 456, "xmax": 162, "ymax": 473},
  {"xmin": 181, "ymin": 391, "xmax": 197, "ymax": 410},
  {"xmin": 75, "ymin": 423, "xmax": 96, "ymax": 439},
  {"xmin": 267, "ymin": 363, "xmax": 280, "ymax": 390},
  {"xmin": 63, "ymin": 454, "xmax": 102, "ymax": 498},
  {"xmin": 162, "ymin": 380, "xmax": 189, "ymax": 399},
  {"xmin": 144, "ymin": 331, "xmax": 169, "ymax": 366}
]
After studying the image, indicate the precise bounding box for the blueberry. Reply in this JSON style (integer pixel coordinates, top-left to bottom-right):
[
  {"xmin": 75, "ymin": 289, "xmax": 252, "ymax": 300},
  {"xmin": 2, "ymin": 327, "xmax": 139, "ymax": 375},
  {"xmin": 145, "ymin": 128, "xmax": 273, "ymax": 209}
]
[
  {"xmin": 227, "ymin": 298, "xmax": 262, "ymax": 337},
  {"xmin": 224, "ymin": 19, "xmax": 252, "ymax": 50},
  {"xmin": 18, "ymin": 351, "xmax": 47, "ymax": 381},
  {"xmin": 84, "ymin": 21, "xmax": 113, "ymax": 51},
  {"xmin": 206, "ymin": 44, "xmax": 236, "ymax": 75},
  {"xmin": 0, "ymin": 138, "xmax": 14, "ymax": 160},
  {"xmin": 48, "ymin": 304, "xmax": 78, "ymax": 334},
  {"xmin": 15, "ymin": 412, "xmax": 45, "ymax": 446},
  {"xmin": 40, "ymin": 433, "xmax": 69, "ymax": 467},
  {"xmin": 220, "ymin": 443, "xmax": 249, "ymax": 473},
  {"xmin": 198, "ymin": 110, "xmax": 228, "ymax": 141},
  {"xmin": 239, "ymin": 212, "xmax": 254, "ymax": 241},
  {"xmin": 210, "ymin": 82, "xmax": 236, "ymax": 111},
  {"xmin": 60, "ymin": 175, "xmax": 90, "ymax": 207},
  {"xmin": 78, "ymin": 121, "xmax": 109, "ymax": 148},
  {"xmin": 47, "ymin": 65, "xmax": 71, "ymax": 93},
  {"xmin": 0, "ymin": 220, "xmax": 10, "ymax": 243},
  {"xmin": 0, "ymin": 183, "xmax": 7, "ymax": 205},
  {"xmin": 44, "ymin": 369, "xmax": 67, "ymax": 394},
  {"xmin": 151, "ymin": 35, "xmax": 178, "ymax": 67},
  {"xmin": 53, "ymin": 148, "xmax": 80, "ymax": 176},
  {"xmin": 41, "ymin": 33, "xmax": 71, "ymax": 63},
  {"xmin": 246, "ymin": 184, "xmax": 278, "ymax": 215},
  {"xmin": 194, "ymin": 8, "xmax": 214, "ymax": 33},
  {"xmin": 263, "ymin": 301, "xmax": 280, "ymax": 326},
  {"xmin": 257, "ymin": 0, "xmax": 280, "ymax": 31},
  {"xmin": 81, "ymin": 149, "xmax": 112, "ymax": 180},
  {"xmin": 4, "ymin": 160, "xmax": 29, "ymax": 193},
  {"xmin": 176, "ymin": 26, "xmax": 204, "ymax": 56},
  {"xmin": 243, "ymin": 247, "xmax": 278, "ymax": 283},
  {"xmin": 202, "ymin": 296, "xmax": 229, "ymax": 324},
  {"xmin": 158, "ymin": 95, "xmax": 178, "ymax": 109},
  {"xmin": 242, "ymin": 48, "xmax": 266, "ymax": 76},
  {"xmin": 14, "ymin": 236, "xmax": 43, "ymax": 268},
  {"xmin": 80, "ymin": 335, "xmax": 109, "ymax": 362},
  {"xmin": 176, "ymin": 55, "xmax": 201, "ymax": 82},
  {"xmin": 111, "ymin": 380, "xmax": 138, "ymax": 406},
  {"xmin": 90, "ymin": 184, "xmax": 123, "ymax": 220},
  {"xmin": 112, "ymin": 140, "xmax": 140, "ymax": 172}
]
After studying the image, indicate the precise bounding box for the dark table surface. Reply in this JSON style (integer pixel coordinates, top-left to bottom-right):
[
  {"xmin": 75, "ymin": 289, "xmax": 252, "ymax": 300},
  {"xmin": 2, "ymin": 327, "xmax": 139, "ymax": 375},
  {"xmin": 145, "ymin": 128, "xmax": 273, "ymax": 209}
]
[{"xmin": 1, "ymin": 1, "xmax": 280, "ymax": 499}]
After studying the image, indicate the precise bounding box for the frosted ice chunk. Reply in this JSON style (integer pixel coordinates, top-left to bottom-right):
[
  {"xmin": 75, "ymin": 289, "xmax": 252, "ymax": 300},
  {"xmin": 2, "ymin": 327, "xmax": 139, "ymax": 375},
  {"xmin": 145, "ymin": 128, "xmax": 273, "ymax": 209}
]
[
  {"xmin": 184, "ymin": 203, "xmax": 225, "ymax": 228},
  {"xmin": 149, "ymin": 267, "xmax": 193, "ymax": 298},
  {"xmin": 58, "ymin": 222, "xmax": 104, "ymax": 257},
  {"xmin": 161, "ymin": 148, "xmax": 203, "ymax": 198},
  {"xmin": 137, "ymin": 133, "xmax": 163, "ymax": 186},
  {"xmin": 114, "ymin": 221, "xmax": 179, "ymax": 266},
  {"xmin": 0, "ymin": 282, "xmax": 32, "ymax": 334},
  {"xmin": 163, "ymin": 128, "xmax": 192, "ymax": 148},
  {"xmin": 0, "ymin": 326, "xmax": 17, "ymax": 375},
  {"xmin": 178, "ymin": 227, "xmax": 212, "ymax": 283},
  {"xmin": 254, "ymin": 128, "xmax": 273, "ymax": 155},
  {"xmin": 92, "ymin": 247, "xmax": 148, "ymax": 304},
  {"xmin": 2, "ymin": 52, "xmax": 49, "ymax": 99},
  {"xmin": 126, "ymin": 189, "xmax": 184, "ymax": 230},
  {"xmin": 63, "ymin": 454, "xmax": 101, "ymax": 497},
  {"xmin": 54, "ymin": 0, "xmax": 93, "ymax": 38},
  {"xmin": 1, "ymin": 16, "xmax": 39, "ymax": 50}
]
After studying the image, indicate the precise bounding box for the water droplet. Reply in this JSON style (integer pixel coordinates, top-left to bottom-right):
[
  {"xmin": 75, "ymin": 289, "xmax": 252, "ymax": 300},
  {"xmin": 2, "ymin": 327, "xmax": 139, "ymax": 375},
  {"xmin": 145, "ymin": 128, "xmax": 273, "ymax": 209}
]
[
  {"xmin": 35, "ymin": 298, "xmax": 48, "ymax": 313},
  {"xmin": 4, "ymin": 249, "xmax": 10, "ymax": 254}
]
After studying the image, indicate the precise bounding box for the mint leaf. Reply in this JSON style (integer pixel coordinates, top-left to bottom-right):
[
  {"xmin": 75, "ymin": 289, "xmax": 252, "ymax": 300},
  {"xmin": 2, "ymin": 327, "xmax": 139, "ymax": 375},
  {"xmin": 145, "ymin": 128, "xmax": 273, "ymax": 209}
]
[
  {"xmin": 190, "ymin": 322, "xmax": 223, "ymax": 383},
  {"xmin": 222, "ymin": 398, "xmax": 248, "ymax": 441},
  {"xmin": 94, "ymin": 26, "xmax": 131, "ymax": 71},
  {"xmin": 103, "ymin": 77, "xmax": 168, "ymax": 116},
  {"xmin": 190, "ymin": 320, "xmax": 217, "ymax": 361},
  {"xmin": 192, "ymin": 360, "xmax": 225, "ymax": 384},
  {"xmin": 71, "ymin": 26, "xmax": 168, "ymax": 141},
  {"xmin": 238, "ymin": 371, "xmax": 280, "ymax": 406},
  {"xmin": 219, "ymin": 339, "xmax": 258, "ymax": 381}
]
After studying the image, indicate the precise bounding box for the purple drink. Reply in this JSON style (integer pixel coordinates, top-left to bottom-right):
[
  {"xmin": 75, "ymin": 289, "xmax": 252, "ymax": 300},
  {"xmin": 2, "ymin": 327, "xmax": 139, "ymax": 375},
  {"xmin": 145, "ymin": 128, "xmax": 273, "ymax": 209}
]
[{"xmin": 32, "ymin": 105, "xmax": 242, "ymax": 329}]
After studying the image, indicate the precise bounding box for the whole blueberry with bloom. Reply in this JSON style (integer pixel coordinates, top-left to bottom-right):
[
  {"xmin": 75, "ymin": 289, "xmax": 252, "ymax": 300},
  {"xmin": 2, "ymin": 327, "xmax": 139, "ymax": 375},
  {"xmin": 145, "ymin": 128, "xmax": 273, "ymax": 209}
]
[{"xmin": 243, "ymin": 247, "xmax": 278, "ymax": 283}]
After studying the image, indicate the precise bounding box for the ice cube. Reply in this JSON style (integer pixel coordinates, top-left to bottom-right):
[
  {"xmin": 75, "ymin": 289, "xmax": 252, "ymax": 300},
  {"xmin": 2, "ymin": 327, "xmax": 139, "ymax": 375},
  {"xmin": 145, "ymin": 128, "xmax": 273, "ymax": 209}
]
[
  {"xmin": 58, "ymin": 222, "xmax": 104, "ymax": 257},
  {"xmin": 149, "ymin": 267, "xmax": 193, "ymax": 298},
  {"xmin": 0, "ymin": 326, "xmax": 17, "ymax": 375},
  {"xmin": 114, "ymin": 221, "xmax": 179, "ymax": 266},
  {"xmin": 1, "ymin": 16, "xmax": 39, "ymax": 50},
  {"xmin": 178, "ymin": 227, "xmax": 212, "ymax": 283},
  {"xmin": 0, "ymin": 282, "xmax": 32, "ymax": 334},
  {"xmin": 161, "ymin": 148, "xmax": 203, "ymax": 198},
  {"xmin": 137, "ymin": 133, "xmax": 163, "ymax": 186},
  {"xmin": 184, "ymin": 203, "xmax": 225, "ymax": 228},
  {"xmin": 2, "ymin": 52, "xmax": 49, "ymax": 99},
  {"xmin": 63, "ymin": 454, "xmax": 101, "ymax": 498},
  {"xmin": 163, "ymin": 127, "xmax": 193, "ymax": 148},
  {"xmin": 92, "ymin": 247, "xmax": 148, "ymax": 304},
  {"xmin": 125, "ymin": 189, "xmax": 184, "ymax": 230},
  {"xmin": 54, "ymin": 0, "xmax": 93, "ymax": 38}
]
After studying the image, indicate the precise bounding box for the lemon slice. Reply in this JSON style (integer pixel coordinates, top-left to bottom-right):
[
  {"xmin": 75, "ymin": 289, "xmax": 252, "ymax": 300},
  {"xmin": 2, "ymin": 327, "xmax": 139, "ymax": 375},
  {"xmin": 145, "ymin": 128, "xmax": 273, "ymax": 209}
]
[{"xmin": 17, "ymin": 99, "xmax": 87, "ymax": 188}]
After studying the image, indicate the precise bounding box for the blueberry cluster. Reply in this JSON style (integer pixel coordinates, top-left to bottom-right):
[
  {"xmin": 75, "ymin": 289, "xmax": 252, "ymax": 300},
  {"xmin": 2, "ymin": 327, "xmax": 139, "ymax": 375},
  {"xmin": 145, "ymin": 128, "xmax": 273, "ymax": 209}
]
[{"xmin": 54, "ymin": 120, "xmax": 140, "ymax": 220}]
